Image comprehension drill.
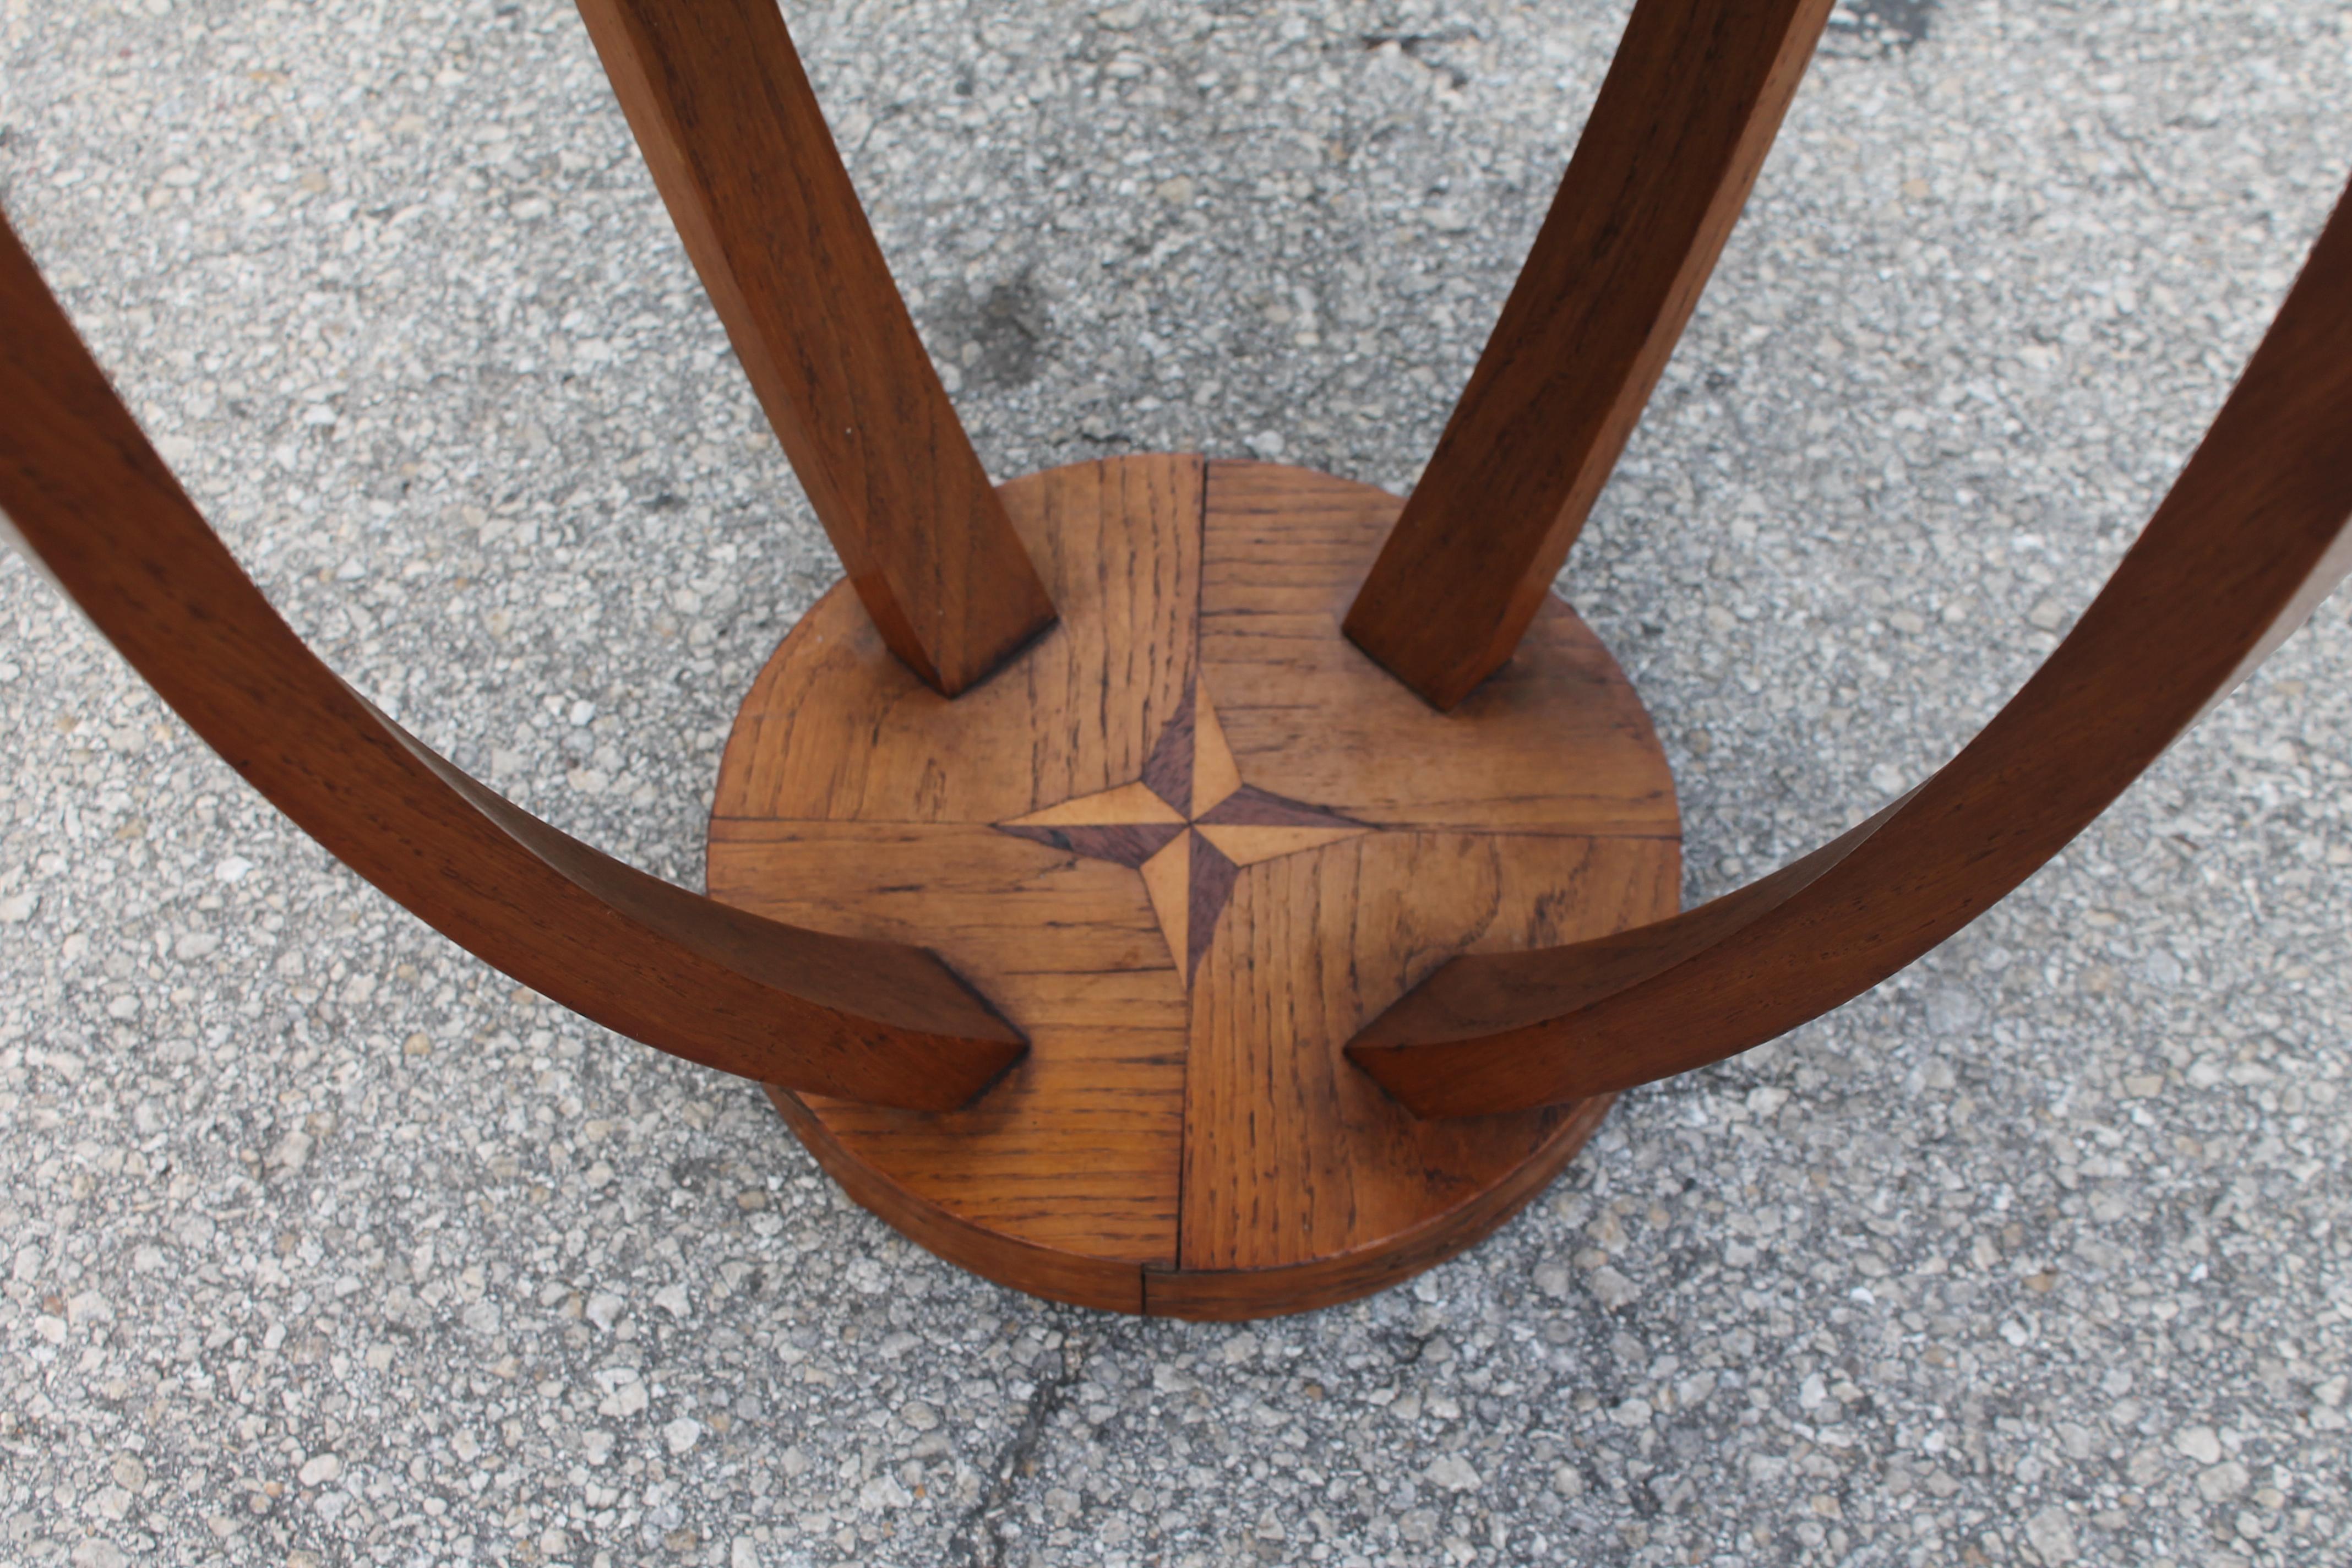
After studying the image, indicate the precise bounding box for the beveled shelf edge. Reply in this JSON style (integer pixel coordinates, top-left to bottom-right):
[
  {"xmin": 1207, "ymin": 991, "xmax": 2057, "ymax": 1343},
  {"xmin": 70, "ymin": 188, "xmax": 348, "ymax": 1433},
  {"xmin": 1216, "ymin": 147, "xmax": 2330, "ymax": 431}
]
[{"xmin": 770, "ymin": 1086, "xmax": 1615, "ymax": 1320}]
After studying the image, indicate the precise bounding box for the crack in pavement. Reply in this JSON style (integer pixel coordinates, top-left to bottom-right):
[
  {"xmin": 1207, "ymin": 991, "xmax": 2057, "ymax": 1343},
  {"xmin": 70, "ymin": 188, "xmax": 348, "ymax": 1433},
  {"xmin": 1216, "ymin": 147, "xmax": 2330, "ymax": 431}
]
[{"xmin": 948, "ymin": 1329, "xmax": 1101, "ymax": 1567}]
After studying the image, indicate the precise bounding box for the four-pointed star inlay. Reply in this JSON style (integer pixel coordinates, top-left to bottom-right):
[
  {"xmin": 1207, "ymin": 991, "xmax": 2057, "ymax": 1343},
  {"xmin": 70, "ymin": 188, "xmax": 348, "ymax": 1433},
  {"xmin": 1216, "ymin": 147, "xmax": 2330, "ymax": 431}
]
[{"xmin": 996, "ymin": 682, "xmax": 1371, "ymax": 979}]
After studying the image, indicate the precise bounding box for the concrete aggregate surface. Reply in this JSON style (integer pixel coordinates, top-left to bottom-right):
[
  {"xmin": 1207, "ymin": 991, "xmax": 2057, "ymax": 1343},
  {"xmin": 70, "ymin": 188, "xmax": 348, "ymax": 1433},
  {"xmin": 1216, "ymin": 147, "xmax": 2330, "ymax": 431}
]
[{"xmin": 4, "ymin": 1, "xmax": 2352, "ymax": 1564}]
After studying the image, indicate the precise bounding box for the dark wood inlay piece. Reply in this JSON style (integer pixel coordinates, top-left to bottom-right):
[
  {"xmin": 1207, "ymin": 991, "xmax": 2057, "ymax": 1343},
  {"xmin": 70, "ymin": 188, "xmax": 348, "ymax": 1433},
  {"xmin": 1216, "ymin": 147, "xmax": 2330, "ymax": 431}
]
[
  {"xmin": 999, "ymin": 822, "xmax": 1186, "ymax": 869},
  {"xmin": 1196, "ymin": 786, "xmax": 1366, "ymax": 830},
  {"xmin": 1140, "ymin": 682, "xmax": 1197, "ymax": 814},
  {"xmin": 1185, "ymin": 832, "xmax": 1240, "ymax": 981}
]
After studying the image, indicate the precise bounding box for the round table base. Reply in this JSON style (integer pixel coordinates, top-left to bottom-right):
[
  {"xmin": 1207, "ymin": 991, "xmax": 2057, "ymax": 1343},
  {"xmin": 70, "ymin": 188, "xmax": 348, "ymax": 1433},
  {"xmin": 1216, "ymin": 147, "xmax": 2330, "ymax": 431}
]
[{"xmin": 706, "ymin": 456, "xmax": 1682, "ymax": 1318}]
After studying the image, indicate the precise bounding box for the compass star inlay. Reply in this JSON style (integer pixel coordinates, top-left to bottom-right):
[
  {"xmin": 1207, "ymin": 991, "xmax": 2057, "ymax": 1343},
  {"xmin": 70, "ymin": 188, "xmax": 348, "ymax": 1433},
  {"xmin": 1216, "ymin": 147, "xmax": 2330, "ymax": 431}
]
[
  {"xmin": 708, "ymin": 455, "xmax": 1683, "ymax": 1314},
  {"xmin": 997, "ymin": 680, "xmax": 1370, "ymax": 979}
]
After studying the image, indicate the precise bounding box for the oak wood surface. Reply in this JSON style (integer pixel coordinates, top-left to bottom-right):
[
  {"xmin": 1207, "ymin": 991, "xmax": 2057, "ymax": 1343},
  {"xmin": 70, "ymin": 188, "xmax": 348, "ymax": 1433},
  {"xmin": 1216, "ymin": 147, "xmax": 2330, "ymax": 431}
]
[
  {"xmin": 1344, "ymin": 0, "xmax": 1836, "ymax": 710},
  {"xmin": 709, "ymin": 456, "xmax": 1681, "ymax": 1316},
  {"xmin": 1178, "ymin": 834, "xmax": 1670, "ymax": 1277},
  {"xmin": 712, "ymin": 819, "xmax": 1190, "ymax": 1274},
  {"xmin": 0, "ymin": 214, "xmax": 1023, "ymax": 1114},
  {"xmin": 769, "ymin": 1085, "xmax": 1152, "ymax": 1315},
  {"xmin": 1349, "ymin": 182, "xmax": 2352, "ymax": 1119},
  {"xmin": 572, "ymin": 0, "xmax": 1054, "ymax": 696},
  {"xmin": 713, "ymin": 455, "xmax": 1201, "ymax": 826},
  {"xmin": 1211, "ymin": 461, "xmax": 1683, "ymax": 834},
  {"xmin": 1146, "ymin": 1095, "xmax": 1616, "ymax": 1322}
]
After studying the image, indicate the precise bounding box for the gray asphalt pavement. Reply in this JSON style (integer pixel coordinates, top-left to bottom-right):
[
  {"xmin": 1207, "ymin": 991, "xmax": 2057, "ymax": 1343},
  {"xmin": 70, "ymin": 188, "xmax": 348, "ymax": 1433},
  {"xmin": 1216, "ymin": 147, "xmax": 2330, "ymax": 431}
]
[{"xmin": 4, "ymin": 2, "xmax": 2351, "ymax": 1564}]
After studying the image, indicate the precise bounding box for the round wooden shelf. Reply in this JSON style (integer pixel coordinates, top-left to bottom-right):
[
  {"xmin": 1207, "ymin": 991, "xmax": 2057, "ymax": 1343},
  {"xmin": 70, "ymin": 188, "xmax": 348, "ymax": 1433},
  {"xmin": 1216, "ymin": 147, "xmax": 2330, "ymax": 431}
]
[{"xmin": 706, "ymin": 455, "xmax": 1681, "ymax": 1317}]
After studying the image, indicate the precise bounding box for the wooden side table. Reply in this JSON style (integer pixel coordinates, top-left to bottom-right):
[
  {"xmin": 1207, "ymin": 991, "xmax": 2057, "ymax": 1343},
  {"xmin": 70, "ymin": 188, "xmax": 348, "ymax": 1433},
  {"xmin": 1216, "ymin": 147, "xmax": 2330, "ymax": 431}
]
[{"xmin": 4, "ymin": 0, "xmax": 2349, "ymax": 1318}]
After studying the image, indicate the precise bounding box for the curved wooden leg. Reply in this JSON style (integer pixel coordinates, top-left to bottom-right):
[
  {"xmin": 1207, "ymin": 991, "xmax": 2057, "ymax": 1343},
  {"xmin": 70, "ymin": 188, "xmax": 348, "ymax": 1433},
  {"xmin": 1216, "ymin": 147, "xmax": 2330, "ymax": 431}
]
[
  {"xmin": 574, "ymin": 0, "xmax": 1054, "ymax": 696},
  {"xmin": 1343, "ymin": 0, "xmax": 1835, "ymax": 710},
  {"xmin": 1349, "ymin": 181, "xmax": 2352, "ymax": 1118},
  {"xmin": 0, "ymin": 215, "xmax": 1023, "ymax": 1113}
]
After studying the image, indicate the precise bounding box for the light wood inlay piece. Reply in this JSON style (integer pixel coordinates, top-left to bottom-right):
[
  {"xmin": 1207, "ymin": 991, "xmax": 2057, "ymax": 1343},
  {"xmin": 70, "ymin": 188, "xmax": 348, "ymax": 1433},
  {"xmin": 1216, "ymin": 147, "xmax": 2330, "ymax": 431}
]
[
  {"xmin": 1196, "ymin": 825, "xmax": 1367, "ymax": 867},
  {"xmin": 1188, "ymin": 688, "xmax": 1244, "ymax": 815},
  {"xmin": 1005, "ymin": 783, "xmax": 1186, "ymax": 830},
  {"xmin": 709, "ymin": 456, "xmax": 1682, "ymax": 1316},
  {"xmin": 1139, "ymin": 836, "xmax": 1196, "ymax": 994}
]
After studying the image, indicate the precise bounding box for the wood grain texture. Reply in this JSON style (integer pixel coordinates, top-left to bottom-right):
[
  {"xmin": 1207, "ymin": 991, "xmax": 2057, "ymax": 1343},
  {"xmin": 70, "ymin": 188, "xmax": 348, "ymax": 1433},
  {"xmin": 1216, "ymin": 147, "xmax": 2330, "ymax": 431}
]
[
  {"xmin": 710, "ymin": 456, "xmax": 1682, "ymax": 1315},
  {"xmin": 1344, "ymin": 0, "xmax": 1836, "ymax": 709},
  {"xmin": 0, "ymin": 214, "xmax": 1022, "ymax": 1113},
  {"xmin": 1144, "ymin": 1095, "xmax": 1615, "ymax": 1322},
  {"xmin": 710, "ymin": 819, "xmax": 1188, "ymax": 1267},
  {"xmin": 1208, "ymin": 462, "xmax": 1681, "ymax": 835},
  {"xmin": 713, "ymin": 456, "xmax": 1200, "ymax": 825},
  {"xmin": 1351, "ymin": 181, "xmax": 2352, "ymax": 1119},
  {"xmin": 1179, "ymin": 834, "xmax": 1675, "ymax": 1276},
  {"xmin": 769, "ymin": 1086, "xmax": 1147, "ymax": 1314},
  {"xmin": 571, "ymin": 0, "xmax": 1053, "ymax": 695}
]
